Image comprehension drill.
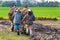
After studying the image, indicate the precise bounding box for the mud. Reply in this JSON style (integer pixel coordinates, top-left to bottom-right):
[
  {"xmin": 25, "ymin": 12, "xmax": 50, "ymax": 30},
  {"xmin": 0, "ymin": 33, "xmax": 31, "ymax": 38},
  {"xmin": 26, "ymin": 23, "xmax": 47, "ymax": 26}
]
[
  {"xmin": 0, "ymin": 20, "xmax": 60, "ymax": 40},
  {"xmin": 30, "ymin": 20, "xmax": 60, "ymax": 40}
]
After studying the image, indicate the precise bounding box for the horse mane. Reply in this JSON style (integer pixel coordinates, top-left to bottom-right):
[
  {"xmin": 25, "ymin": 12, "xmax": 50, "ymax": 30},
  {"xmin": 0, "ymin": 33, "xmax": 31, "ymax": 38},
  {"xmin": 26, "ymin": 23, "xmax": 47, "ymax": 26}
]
[{"xmin": 9, "ymin": 9, "xmax": 14, "ymax": 15}]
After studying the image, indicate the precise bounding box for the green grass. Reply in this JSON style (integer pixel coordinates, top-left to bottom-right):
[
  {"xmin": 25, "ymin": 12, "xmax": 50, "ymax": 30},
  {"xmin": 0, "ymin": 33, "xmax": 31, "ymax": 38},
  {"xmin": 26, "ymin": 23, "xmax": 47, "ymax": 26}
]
[
  {"xmin": 0, "ymin": 7, "xmax": 60, "ymax": 19},
  {"xmin": 0, "ymin": 7, "xmax": 9, "ymax": 19},
  {"xmin": 0, "ymin": 31, "xmax": 29, "ymax": 40},
  {"xmin": 31, "ymin": 7, "xmax": 60, "ymax": 19}
]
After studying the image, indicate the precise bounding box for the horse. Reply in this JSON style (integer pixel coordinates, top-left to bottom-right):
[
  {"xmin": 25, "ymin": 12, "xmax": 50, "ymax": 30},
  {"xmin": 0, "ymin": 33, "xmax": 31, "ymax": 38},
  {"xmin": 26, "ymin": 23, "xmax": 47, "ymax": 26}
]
[
  {"xmin": 8, "ymin": 9, "xmax": 14, "ymax": 31},
  {"xmin": 21, "ymin": 8, "xmax": 35, "ymax": 35},
  {"xmin": 17, "ymin": 8, "xmax": 28, "ymax": 34}
]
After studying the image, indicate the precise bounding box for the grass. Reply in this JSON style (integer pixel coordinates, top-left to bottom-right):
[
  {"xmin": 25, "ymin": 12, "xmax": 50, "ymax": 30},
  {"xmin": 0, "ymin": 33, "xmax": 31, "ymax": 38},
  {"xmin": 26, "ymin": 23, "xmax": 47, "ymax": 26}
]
[
  {"xmin": 0, "ymin": 7, "xmax": 60, "ymax": 19},
  {"xmin": 0, "ymin": 31, "xmax": 29, "ymax": 40},
  {"xmin": 0, "ymin": 7, "xmax": 9, "ymax": 19},
  {"xmin": 31, "ymin": 7, "xmax": 60, "ymax": 19}
]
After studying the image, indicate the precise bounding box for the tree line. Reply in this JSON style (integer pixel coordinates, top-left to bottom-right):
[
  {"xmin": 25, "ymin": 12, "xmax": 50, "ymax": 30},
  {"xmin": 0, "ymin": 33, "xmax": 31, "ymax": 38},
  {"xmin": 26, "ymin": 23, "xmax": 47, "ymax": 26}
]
[{"xmin": 0, "ymin": 1, "xmax": 60, "ymax": 7}]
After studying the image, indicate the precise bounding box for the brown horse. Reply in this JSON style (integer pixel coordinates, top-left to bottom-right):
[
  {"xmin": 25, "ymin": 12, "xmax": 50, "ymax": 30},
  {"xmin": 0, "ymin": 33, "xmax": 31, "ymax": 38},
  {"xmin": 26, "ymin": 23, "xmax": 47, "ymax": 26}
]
[
  {"xmin": 8, "ymin": 9, "xmax": 14, "ymax": 31},
  {"xmin": 21, "ymin": 9, "xmax": 35, "ymax": 35},
  {"xmin": 19, "ymin": 8, "xmax": 28, "ymax": 34}
]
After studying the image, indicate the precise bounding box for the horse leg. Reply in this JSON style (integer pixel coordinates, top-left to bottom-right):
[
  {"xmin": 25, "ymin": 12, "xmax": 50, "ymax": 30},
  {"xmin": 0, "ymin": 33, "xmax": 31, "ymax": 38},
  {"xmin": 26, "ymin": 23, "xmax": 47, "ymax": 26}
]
[
  {"xmin": 29, "ymin": 25, "xmax": 33, "ymax": 36},
  {"xmin": 11, "ymin": 24, "xmax": 14, "ymax": 32},
  {"xmin": 25, "ymin": 24, "xmax": 29, "ymax": 35},
  {"xmin": 10, "ymin": 21, "xmax": 14, "ymax": 32}
]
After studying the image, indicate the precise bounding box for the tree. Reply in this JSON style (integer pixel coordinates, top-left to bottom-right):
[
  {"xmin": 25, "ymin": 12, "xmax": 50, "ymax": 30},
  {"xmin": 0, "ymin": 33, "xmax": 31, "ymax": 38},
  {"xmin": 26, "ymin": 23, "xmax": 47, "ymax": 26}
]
[
  {"xmin": 16, "ymin": 0, "xmax": 21, "ymax": 7},
  {"xmin": 2, "ymin": 1, "xmax": 16, "ymax": 7}
]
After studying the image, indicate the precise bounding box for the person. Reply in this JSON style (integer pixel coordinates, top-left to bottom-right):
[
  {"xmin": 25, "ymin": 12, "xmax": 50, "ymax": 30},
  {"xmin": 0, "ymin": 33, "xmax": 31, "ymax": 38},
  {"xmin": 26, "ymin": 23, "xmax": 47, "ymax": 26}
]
[
  {"xmin": 22, "ymin": 9, "xmax": 35, "ymax": 36},
  {"xmin": 12, "ymin": 9, "xmax": 23, "ymax": 35},
  {"xmin": 8, "ymin": 3, "xmax": 17, "ymax": 32}
]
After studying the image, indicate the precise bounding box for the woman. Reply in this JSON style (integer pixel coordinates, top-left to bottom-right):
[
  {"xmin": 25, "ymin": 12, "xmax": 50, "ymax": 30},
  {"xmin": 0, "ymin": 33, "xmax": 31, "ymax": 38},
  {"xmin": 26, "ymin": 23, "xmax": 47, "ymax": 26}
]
[
  {"xmin": 12, "ymin": 9, "xmax": 23, "ymax": 35},
  {"xmin": 23, "ymin": 10, "xmax": 35, "ymax": 36}
]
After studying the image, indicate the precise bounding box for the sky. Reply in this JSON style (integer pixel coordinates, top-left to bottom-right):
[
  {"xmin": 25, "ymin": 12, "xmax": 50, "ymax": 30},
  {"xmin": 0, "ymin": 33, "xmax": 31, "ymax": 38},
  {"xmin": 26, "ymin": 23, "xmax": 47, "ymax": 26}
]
[
  {"xmin": 35, "ymin": 0, "xmax": 60, "ymax": 2},
  {"xmin": 0, "ymin": 0, "xmax": 60, "ymax": 2}
]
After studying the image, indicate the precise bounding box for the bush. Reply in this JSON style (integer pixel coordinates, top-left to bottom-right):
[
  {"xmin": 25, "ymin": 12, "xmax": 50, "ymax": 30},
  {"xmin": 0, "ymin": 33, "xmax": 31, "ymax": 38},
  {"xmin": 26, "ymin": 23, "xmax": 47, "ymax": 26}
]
[{"xmin": 35, "ymin": 17, "xmax": 57, "ymax": 20}]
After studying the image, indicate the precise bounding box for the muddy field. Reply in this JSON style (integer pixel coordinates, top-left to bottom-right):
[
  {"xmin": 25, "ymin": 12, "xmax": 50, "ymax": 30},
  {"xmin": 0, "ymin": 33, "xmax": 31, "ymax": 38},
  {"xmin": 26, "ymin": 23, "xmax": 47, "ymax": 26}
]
[
  {"xmin": 34, "ymin": 20, "xmax": 60, "ymax": 28},
  {"xmin": 0, "ymin": 20, "xmax": 60, "ymax": 40},
  {"xmin": 31, "ymin": 20, "xmax": 60, "ymax": 40}
]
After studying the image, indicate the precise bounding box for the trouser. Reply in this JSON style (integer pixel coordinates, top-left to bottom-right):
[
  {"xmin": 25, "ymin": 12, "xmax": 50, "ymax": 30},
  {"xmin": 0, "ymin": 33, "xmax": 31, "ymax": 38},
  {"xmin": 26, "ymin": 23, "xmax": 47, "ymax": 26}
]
[
  {"xmin": 14, "ymin": 24, "xmax": 20, "ymax": 32},
  {"xmin": 14, "ymin": 24, "xmax": 21, "ymax": 35}
]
